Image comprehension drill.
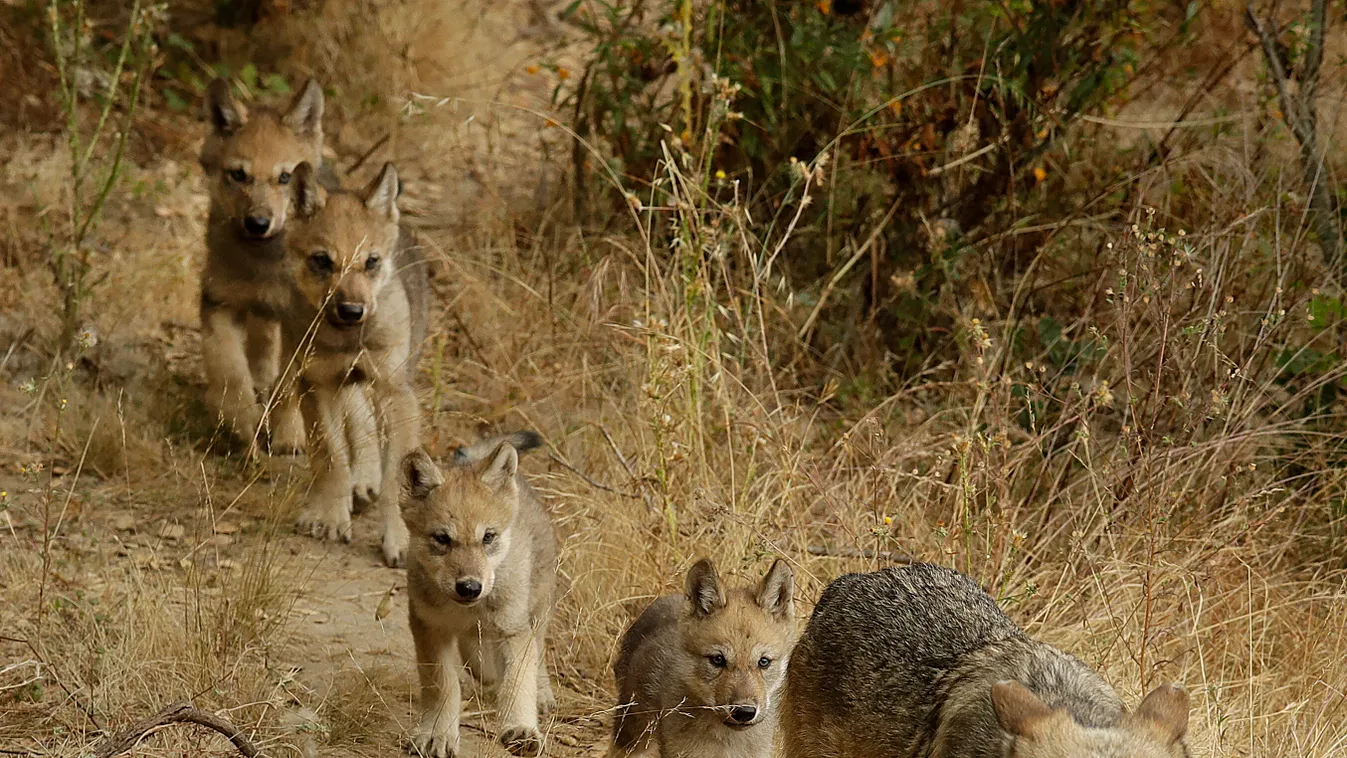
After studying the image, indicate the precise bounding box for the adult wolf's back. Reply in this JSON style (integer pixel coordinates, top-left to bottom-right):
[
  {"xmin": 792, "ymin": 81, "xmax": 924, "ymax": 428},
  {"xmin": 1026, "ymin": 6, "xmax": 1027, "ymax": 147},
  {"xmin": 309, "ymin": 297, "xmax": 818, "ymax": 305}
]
[{"xmin": 783, "ymin": 562, "xmax": 1190, "ymax": 758}]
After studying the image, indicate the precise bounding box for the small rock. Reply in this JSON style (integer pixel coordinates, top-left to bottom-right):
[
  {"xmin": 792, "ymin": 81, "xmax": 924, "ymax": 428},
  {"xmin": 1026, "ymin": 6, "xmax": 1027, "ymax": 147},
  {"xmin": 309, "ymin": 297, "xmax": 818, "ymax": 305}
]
[
  {"xmin": 208, "ymin": 534, "xmax": 234, "ymax": 547},
  {"xmin": 213, "ymin": 521, "xmax": 240, "ymax": 535},
  {"xmin": 112, "ymin": 514, "xmax": 136, "ymax": 531},
  {"xmin": 158, "ymin": 522, "xmax": 185, "ymax": 541}
]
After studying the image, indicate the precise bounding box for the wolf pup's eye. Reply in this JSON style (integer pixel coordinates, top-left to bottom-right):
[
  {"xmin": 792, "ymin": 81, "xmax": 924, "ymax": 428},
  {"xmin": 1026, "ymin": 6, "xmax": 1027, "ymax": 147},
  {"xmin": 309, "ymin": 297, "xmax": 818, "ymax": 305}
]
[
  {"xmin": 278, "ymin": 171, "xmax": 292, "ymax": 185},
  {"xmin": 482, "ymin": 530, "xmax": 496, "ymax": 546},
  {"xmin": 308, "ymin": 252, "xmax": 334, "ymax": 276},
  {"xmin": 364, "ymin": 254, "xmax": 380, "ymax": 272},
  {"xmin": 708, "ymin": 653, "xmax": 727, "ymax": 668},
  {"xmin": 432, "ymin": 531, "xmax": 453, "ymax": 547},
  {"xmin": 757, "ymin": 656, "xmax": 772, "ymax": 669},
  {"xmin": 227, "ymin": 168, "xmax": 248, "ymax": 183}
]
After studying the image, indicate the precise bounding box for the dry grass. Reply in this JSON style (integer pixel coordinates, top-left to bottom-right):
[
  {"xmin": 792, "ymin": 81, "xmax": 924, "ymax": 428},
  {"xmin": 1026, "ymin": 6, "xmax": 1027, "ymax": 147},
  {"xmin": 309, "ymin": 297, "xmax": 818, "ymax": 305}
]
[{"xmin": 3, "ymin": 1, "xmax": 1347, "ymax": 757}]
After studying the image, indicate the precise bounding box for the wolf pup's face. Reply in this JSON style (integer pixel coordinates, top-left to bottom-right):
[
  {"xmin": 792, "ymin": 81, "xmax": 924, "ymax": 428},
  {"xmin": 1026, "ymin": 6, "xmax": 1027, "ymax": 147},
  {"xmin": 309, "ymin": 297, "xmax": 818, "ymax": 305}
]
[
  {"xmin": 286, "ymin": 162, "xmax": 401, "ymax": 330},
  {"xmin": 993, "ymin": 680, "xmax": 1190, "ymax": 758},
  {"xmin": 677, "ymin": 558, "xmax": 796, "ymax": 729},
  {"xmin": 200, "ymin": 78, "xmax": 324, "ymax": 241},
  {"xmin": 400, "ymin": 445, "xmax": 518, "ymax": 607}
]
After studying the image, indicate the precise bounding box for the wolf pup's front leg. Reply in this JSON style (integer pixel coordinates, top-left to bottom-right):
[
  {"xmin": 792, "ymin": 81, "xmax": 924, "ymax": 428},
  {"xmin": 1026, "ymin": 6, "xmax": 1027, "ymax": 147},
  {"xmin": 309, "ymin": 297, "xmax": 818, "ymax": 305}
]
[
  {"xmin": 375, "ymin": 380, "xmax": 418, "ymax": 567},
  {"xmin": 202, "ymin": 305, "xmax": 263, "ymax": 452},
  {"xmin": 496, "ymin": 630, "xmax": 545, "ymax": 756},
  {"xmin": 409, "ymin": 615, "xmax": 463, "ymax": 758},
  {"xmin": 341, "ymin": 385, "xmax": 382, "ymax": 507},
  {"xmin": 295, "ymin": 384, "xmax": 353, "ymax": 542}
]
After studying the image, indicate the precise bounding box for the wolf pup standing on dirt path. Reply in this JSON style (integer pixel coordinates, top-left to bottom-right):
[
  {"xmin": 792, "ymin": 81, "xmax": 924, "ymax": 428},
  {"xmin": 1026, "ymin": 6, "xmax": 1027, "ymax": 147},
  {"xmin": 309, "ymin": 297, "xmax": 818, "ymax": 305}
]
[
  {"xmin": 609, "ymin": 557, "xmax": 796, "ymax": 758},
  {"xmin": 283, "ymin": 160, "xmax": 428, "ymax": 567},
  {"xmin": 782, "ymin": 562, "xmax": 1191, "ymax": 758},
  {"xmin": 199, "ymin": 77, "xmax": 329, "ymax": 456},
  {"xmin": 399, "ymin": 433, "xmax": 558, "ymax": 758}
]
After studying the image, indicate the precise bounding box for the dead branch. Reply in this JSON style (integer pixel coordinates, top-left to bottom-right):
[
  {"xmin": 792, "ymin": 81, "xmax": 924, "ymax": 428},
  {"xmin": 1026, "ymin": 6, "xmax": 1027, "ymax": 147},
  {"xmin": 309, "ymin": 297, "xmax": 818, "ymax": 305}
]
[
  {"xmin": 1244, "ymin": 0, "xmax": 1341, "ymax": 266},
  {"xmin": 93, "ymin": 701, "xmax": 261, "ymax": 758},
  {"xmin": 807, "ymin": 545, "xmax": 914, "ymax": 563},
  {"xmin": 548, "ymin": 453, "xmax": 642, "ymax": 499}
]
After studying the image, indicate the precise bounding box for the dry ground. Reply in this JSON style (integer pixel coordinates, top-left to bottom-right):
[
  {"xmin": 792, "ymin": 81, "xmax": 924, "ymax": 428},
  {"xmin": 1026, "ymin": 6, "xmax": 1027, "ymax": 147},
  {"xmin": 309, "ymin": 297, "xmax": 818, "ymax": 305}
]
[{"xmin": 4, "ymin": 1, "xmax": 1347, "ymax": 757}]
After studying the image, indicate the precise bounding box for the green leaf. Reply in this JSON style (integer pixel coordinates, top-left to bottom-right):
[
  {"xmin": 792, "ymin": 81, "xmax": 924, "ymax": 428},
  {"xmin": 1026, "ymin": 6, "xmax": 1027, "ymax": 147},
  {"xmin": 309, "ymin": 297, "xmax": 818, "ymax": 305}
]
[
  {"xmin": 239, "ymin": 63, "xmax": 258, "ymax": 92},
  {"xmin": 263, "ymin": 74, "xmax": 291, "ymax": 94}
]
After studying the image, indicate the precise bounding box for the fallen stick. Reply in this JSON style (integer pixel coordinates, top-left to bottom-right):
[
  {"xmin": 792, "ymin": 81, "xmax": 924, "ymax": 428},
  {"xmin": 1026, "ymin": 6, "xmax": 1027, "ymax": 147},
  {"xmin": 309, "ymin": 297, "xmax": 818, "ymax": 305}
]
[{"xmin": 93, "ymin": 702, "xmax": 261, "ymax": 758}]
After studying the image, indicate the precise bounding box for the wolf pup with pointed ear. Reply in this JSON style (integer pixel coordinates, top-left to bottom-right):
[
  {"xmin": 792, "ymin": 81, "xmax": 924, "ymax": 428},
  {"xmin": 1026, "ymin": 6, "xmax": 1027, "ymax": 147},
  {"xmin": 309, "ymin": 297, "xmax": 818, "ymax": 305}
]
[
  {"xmin": 782, "ymin": 562, "xmax": 1191, "ymax": 758},
  {"xmin": 609, "ymin": 556, "xmax": 796, "ymax": 758},
  {"xmin": 198, "ymin": 77, "xmax": 327, "ymax": 458},
  {"xmin": 399, "ymin": 433, "xmax": 558, "ymax": 758},
  {"xmin": 280, "ymin": 160, "xmax": 429, "ymax": 567}
]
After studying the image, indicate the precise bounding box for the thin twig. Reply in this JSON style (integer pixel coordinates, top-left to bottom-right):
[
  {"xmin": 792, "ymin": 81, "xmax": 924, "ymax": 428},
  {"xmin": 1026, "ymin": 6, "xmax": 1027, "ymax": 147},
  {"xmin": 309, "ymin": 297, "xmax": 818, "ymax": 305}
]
[
  {"xmin": 92, "ymin": 701, "xmax": 261, "ymax": 758},
  {"xmin": 1244, "ymin": 1, "xmax": 1341, "ymax": 265},
  {"xmin": 548, "ymin": 453, "xmax": 641, "ymax": 499},
  {"xmin": 806, "ymin": 545, "xmax": 914, "ymax": 563},
  {"xmin": 346, "ymin": 133, "xmax": 391, "ymax": 177},
  {"xmin": 597, "ymin": 424, "xmax": 638, "ymax": 481}
]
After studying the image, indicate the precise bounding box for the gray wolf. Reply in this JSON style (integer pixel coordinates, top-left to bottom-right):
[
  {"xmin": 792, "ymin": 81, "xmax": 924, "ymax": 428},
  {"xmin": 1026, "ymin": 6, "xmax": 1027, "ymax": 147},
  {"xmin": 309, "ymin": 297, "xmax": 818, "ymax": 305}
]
[{"xmin": 782, "ymin": 562, "xmax": 1191, "ymax": 758}]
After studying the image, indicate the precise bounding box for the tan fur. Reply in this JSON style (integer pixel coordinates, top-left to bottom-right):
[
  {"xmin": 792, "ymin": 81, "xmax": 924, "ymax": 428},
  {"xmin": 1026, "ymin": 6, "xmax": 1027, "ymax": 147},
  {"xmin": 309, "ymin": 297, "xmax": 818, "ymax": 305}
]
[
  {"xmin": 198, "ymin": 77, "xmax": 323, "ymax": 456},
  {"xmin": 610, "ymin": 558, "xmax": 796, "ymax": 758},
  {"xmin": 282, "ymin": 161, "xmax": 428, "ymax": 567},
  {"xmin": 400, "ymin": 437, "xmax": 558, "ymax": 758}
]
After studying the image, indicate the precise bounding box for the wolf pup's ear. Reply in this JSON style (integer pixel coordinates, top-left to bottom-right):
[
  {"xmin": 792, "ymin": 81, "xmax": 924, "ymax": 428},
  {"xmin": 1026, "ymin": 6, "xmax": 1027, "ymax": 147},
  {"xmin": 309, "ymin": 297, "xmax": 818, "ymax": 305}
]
[
  {"xmin": 205, "ymin": 78, "xmax": 247, "ymax": 135},
  {"xmin": 479, "ymin": 441, "xmax": 519, "ymax": 494},
  {"xmin": 292, "ymin": 162, "xmax": 325, "ymax": 218},
  {"xmin": 991, "ymin": 680, "xmax": 1054, "ymax": 738},
  {"xmin": 685, "ymin": 558, "xmax": 726, "ymax": 618},
  {"xmin": 361, "ymin": 162, "xmax": 400, "ymax": 223},
  {"xmin": 756, "ymin": 558, "xmax": 794, "ymax": 620},
  {"xmin": 402, "ymin": 449, "xmax": 444, "ymax": 503},
  {"xmin": 1132, "ymin": 683, "xmax": 1189, "ymax": 744},
  {"xmin": 282, "ymin": 79, "xmax": 324, "ymax": 138},
  {"xmin": 358, "ymin": 162, "xmax": 398, "ymax": 222}
]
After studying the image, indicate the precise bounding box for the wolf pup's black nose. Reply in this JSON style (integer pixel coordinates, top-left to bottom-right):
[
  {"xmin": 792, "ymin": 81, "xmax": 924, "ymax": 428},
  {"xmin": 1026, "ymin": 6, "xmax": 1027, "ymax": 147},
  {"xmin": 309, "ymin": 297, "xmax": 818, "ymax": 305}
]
[
  {"xmin": 335, "ymin": 303, "xmax": 365, "ymax": 323},
  {"xmin": 727, "ymin": 705, "xmax": 758, "ymax": 725},
  {"xmin": 243, "ymin": 215, "xmax": 271, "ymax": 237},
  {"xmin": 455, "ymin": 578, "xmax": 482, "ymax": 600}
]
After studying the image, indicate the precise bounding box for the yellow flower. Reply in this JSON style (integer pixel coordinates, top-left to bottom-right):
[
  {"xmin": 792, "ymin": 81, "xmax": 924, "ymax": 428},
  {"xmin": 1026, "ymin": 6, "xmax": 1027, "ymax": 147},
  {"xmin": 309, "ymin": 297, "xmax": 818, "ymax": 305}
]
[
  {"xmin": 526, "ymin": 64, "xmax": 540, "ymax": 75},
  {"xmin": 1032, "ymin": 166, "xmax": 1047, "ymax": 183},
  {"xmin": 816, "ymin": 0, "xmax": 831, "ymax": 13},
  {"xmin": 869, "ymin": 50, "xmax": 889, "ymax": 69},
  {"xmin": 557, "ymin": 67, "xmax": 570, "ymax": 81},
  {"xmin": 882, "ymin": 515, "xmax": 893, "ymax": 526},
  {"xmin": 714, "ymin": 170, "xmax": 726, "ymax": 180}
]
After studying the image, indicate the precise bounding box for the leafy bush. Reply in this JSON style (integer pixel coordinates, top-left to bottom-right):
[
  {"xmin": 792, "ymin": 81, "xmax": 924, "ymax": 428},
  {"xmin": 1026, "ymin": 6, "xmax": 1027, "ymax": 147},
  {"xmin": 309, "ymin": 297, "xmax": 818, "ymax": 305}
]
[{"xmin": 562, "ymin": 0, "xmax": 1170, "ymax": 372}]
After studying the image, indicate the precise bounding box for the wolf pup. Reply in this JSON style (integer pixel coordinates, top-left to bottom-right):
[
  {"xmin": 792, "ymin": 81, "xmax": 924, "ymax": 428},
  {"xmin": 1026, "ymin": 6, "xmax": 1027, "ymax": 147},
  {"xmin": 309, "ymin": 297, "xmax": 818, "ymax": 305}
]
[
  {"xmin": 609, "ymin": 557, "xmax": 795, "ymax": 758},
  {"xmin": 283, "ymin": 161, "xmax": 428, "ymax": 566},
  {"xmin": 400, "ymin": 433, "xmax": 558, "ymax": 758},
  {"xmin": 782, "ymin": 562, "xmax": 1191, "ymax": 758},
  {"xmin": 199, "ymin": 77, "xmax": 330, "ymax": 455}
]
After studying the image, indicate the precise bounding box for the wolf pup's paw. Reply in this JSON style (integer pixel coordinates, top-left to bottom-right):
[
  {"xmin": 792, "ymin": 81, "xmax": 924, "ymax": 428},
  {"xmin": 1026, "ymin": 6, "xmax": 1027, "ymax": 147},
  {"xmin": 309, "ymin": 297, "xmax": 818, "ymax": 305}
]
[
  {"xmin": 382, "ymin": 516, "xmax": 410, "ymax": 567},
  {"xmin": 350, "ymin": 461, "xmax": 381, "ymax": 510},
  {"xmin": 499, "ymin": 726, "xmax": 543, "ymax": 757},
  {"xmin": 406, "ymin": 727, "xmax": 457, "ymax": 758},
  {"xmin": 296, "ymin": 499, "xmax": 352, "ymax": 543}
]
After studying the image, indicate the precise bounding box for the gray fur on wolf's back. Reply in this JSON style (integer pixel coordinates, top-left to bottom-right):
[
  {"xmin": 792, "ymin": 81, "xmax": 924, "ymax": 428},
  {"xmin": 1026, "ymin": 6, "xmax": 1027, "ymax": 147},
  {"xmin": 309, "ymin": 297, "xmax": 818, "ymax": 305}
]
[{"xmin": 791, "ymin": 562, "xmax": 1123, "ymax": 757}]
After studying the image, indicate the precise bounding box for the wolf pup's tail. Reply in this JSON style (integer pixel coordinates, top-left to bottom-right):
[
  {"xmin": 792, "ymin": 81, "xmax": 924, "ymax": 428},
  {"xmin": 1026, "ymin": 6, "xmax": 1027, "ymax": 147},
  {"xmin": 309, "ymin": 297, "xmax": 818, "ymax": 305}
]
[{"xmin": 453, "ymin": 430, "xmax": 544, "ymax": 465}]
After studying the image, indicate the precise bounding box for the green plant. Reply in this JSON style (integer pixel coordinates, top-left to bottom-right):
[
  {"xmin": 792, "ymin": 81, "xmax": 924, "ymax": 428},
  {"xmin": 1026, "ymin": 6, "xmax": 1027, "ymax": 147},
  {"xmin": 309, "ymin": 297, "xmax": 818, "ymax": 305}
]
[
  {"xmin": 44, "ymin": 0, "xmax": 159, "ymax": 354},
  {"xmin": 561, "ymin": 0, "xmax": 1162, "ymax": 374}
]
